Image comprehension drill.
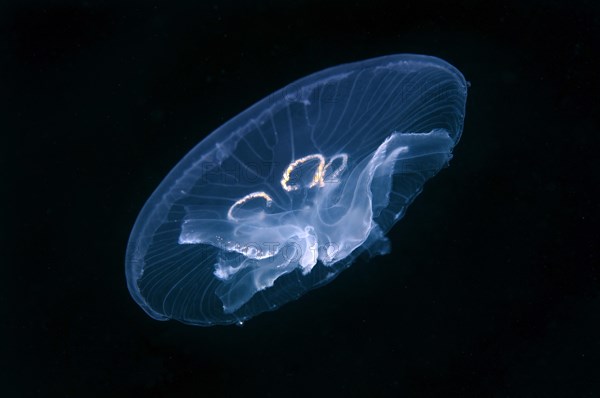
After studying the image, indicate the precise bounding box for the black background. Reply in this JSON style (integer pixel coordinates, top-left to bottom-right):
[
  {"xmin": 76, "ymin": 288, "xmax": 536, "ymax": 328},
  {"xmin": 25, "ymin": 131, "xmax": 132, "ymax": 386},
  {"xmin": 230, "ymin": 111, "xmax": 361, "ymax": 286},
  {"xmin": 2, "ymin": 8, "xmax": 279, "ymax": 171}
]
[{"xmin": 4, "ymin": 0, "xmax": 599, "ymax": 396}]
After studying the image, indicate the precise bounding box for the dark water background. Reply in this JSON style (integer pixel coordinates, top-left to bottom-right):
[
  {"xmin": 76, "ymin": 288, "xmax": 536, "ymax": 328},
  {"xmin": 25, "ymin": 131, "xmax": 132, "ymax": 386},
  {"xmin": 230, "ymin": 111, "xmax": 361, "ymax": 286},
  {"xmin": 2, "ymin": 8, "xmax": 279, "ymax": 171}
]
[{"xmin": 4, "ymin": 0, "xmax": 599, "ymax": 396}]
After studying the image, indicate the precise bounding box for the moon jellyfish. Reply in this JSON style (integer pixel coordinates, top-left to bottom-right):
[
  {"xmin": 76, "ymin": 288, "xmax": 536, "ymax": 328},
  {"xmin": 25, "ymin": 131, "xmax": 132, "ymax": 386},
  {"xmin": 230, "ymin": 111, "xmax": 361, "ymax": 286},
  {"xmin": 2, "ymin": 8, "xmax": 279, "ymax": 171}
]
[{"xmin": 126, "ymin": 54, "xmax": 467, "ymax": 326}]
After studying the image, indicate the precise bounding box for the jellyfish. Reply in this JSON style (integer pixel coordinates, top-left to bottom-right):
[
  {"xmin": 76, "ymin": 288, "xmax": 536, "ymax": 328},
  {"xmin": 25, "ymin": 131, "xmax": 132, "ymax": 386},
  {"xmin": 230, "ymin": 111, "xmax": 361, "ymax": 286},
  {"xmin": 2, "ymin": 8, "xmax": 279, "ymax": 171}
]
[{"xmin": 125, "ymin": 54, "xmax": 467, "ymax": 326}]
